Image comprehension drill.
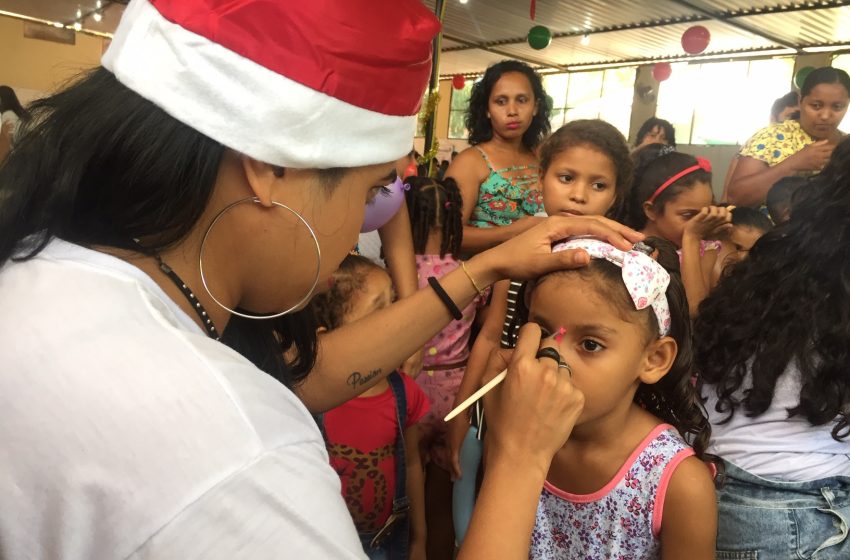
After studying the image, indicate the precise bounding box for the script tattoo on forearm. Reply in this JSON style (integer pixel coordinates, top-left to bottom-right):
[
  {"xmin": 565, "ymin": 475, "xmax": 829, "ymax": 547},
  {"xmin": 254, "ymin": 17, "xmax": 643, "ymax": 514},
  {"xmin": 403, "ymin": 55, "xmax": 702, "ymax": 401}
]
[{"xmin": 347, "ymin": 368, "xmax": 382, "ymax": 390}]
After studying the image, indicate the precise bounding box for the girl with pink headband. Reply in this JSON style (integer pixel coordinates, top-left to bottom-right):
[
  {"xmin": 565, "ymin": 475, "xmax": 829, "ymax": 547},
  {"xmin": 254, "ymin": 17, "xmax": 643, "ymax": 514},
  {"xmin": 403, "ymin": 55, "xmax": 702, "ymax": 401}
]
[{"xmin": 626, "ymin": 146, "xmax": 733, "ymax": 316}]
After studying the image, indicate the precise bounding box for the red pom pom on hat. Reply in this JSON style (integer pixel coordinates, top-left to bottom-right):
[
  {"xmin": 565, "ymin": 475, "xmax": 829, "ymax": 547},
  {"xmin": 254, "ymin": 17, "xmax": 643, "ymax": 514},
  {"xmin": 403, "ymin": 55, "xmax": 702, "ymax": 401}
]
[{"xmin": 103, "ymin": 0, "xmax": 441, "ymax": 169}]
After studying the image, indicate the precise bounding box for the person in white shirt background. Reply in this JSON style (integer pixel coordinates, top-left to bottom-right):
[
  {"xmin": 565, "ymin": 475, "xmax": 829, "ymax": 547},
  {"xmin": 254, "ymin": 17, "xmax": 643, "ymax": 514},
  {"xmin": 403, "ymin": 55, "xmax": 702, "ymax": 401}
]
[{"xmin": 696, "ymin": 137, "xmax": 850, "ymax": 558}]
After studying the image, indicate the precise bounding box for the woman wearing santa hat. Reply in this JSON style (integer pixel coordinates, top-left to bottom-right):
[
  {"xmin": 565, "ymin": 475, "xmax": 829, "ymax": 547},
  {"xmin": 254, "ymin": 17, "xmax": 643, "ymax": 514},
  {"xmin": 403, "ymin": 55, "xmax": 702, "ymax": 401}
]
[{"xmin": 0, "ymin": 1, "xmax": 641, "ymax": 558}]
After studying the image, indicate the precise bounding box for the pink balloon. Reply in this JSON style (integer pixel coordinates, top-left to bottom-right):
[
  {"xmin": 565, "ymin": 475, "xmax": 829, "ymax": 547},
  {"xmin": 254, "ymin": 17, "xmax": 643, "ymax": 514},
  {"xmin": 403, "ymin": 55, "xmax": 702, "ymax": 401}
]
[
  {"xmin": 361, "ymin": 177, "xmax": 407, "ymax": 232},
  {"xmin": 681, "ymin": 25, "xmax": 710, "ymax": 55}
]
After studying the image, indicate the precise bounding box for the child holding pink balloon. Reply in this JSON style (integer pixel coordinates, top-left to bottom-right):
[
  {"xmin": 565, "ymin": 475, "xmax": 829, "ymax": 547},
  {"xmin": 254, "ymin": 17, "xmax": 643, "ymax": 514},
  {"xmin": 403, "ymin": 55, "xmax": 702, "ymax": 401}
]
[{"xmin": 404, "ymin": 175, "xmax": 490, "ymax": 559}]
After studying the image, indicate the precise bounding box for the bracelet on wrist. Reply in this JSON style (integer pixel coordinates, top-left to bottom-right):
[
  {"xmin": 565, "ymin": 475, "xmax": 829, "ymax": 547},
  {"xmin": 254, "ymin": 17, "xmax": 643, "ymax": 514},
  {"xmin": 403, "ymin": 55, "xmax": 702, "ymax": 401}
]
[
  {"xmin": 427, "ymin": 276, "xmax": 463, "ymax": 320},
  {"xmin": 460, "ymin": 260, "xmax": 485, "ymax": 296}
]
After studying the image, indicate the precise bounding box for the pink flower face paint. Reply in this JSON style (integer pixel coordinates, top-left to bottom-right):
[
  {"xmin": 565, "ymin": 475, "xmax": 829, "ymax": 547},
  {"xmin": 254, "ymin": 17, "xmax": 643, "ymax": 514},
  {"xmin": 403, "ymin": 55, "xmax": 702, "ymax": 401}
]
[{"xmin": 554, "ymin": 326, "xmax": 567, "ymax": 344}]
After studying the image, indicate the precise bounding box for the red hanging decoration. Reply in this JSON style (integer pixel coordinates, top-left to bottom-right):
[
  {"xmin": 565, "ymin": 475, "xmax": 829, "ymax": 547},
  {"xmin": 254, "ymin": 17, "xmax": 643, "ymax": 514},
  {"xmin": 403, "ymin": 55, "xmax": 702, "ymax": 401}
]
[
  {"xmin": 530, "ymin": 0, "xmax": 536, "ymax": 20},
  {"xmin": 652, "ymin": 62, "xmax": 672, "ymax": 82},
  {"xmin": 681, "ymin": 25, "xmax": 711, "ymax": 55},
  {"xmin": 452, "ymin": 74, "xmax": 466, "ymax": 90}
]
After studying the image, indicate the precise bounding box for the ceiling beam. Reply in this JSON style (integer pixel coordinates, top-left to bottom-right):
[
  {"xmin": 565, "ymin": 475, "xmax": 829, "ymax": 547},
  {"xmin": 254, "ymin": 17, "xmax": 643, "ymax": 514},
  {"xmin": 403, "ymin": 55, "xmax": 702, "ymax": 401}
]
[
  {"xmin": 439, "ymin": 45, "xmax": 801, "ymax": 78},
  {"xmin": 442, "ymin": 33, "xmax": 567, "ymax": 71},
  {"xmin": 442, "ymin": 14, "xmax": 708, "ymax": 53}
]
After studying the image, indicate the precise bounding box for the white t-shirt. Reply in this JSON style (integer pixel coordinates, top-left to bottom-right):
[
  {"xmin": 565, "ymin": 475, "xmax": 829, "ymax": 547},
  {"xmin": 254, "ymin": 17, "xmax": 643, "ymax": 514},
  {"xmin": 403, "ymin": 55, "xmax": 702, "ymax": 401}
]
[
  {"xmin": 0, "ymin": 240, "xmax": 366, "ymax": 559},
  {"xmin": 704, "ymin": 361, "xmax": 850, "ymax": 481},
  {"xmin": 357, "ymin": 230, "xmax": 385, "ymax": 267}
]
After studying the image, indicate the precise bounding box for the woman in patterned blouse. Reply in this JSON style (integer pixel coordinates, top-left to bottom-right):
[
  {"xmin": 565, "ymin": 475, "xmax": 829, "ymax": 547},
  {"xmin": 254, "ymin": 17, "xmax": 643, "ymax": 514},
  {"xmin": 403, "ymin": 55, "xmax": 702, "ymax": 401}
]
[{"xmin": 727, "ymin": 67, "xmax": 849, "ymax": 208}]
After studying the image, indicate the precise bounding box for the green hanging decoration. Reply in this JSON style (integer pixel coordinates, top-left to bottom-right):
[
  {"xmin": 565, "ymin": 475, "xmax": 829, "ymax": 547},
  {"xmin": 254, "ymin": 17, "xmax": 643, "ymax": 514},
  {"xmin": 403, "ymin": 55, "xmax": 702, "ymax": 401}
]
[
  {"xmin": 527, "ymin": 25, "xmax": 552, "ymax": 50},
  {"xmin": 795, "ymin": 66, "xmax": 815, "ymax": 89}
]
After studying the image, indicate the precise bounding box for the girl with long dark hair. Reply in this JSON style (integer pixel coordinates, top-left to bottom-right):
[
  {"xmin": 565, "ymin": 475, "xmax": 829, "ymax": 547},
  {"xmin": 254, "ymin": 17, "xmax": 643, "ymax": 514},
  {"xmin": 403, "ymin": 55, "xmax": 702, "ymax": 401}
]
[
  {"xmin": 445, "ymin": 60, "xmax": 551, "ymax": 254},
  {"xmin": 697, "ymin": 136, "xmax": 850, "ymax": 557}
]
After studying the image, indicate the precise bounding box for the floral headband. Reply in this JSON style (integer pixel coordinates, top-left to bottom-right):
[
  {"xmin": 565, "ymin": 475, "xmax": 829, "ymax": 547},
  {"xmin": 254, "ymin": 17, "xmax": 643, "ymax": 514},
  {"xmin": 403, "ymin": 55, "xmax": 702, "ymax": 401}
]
[
  {"xmin": 646, "ymin": 156, "xmax": 712, "ymax": 204},
  {"xmin": 551, "ymin": 238, "xmax": 672, "ymax": 336}
]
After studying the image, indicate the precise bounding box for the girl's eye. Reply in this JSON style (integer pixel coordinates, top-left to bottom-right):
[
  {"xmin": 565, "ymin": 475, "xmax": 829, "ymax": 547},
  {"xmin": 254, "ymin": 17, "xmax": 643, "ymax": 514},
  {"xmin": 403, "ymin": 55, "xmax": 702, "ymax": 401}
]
[
  {"xmin": 581, "ymin": 339, "xmax": 604, "ymax": 353},
  {"xmin": 367, "ymin": 185, "xmax": 391, "ymax": 203},
  {"xmin": 558, "ymin": 174, "xmax": 574, "ymax": 184},
  {"xmin": 591, "ymin": 182, "xmax": 607, "ymax": 191}
]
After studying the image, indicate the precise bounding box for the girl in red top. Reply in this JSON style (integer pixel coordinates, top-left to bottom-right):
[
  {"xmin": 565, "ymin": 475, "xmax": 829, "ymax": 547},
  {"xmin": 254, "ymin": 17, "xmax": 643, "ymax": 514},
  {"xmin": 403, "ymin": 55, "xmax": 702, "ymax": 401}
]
[{"xmin": 311, "ymin": 255, "xmax": 430, "ymax": 560}]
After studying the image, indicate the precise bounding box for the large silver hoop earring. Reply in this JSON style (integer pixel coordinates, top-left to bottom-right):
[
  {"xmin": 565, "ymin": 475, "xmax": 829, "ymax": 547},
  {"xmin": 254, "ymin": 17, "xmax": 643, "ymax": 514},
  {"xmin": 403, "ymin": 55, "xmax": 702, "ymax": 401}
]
[{"xmin": 199, "ymin": 196, "xmax": 321, "ymax": 319}]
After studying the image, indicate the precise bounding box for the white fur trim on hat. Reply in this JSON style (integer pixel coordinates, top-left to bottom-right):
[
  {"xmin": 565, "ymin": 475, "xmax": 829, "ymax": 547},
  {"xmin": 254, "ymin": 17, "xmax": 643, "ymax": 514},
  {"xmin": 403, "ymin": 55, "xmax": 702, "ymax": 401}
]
[{"xmin": 102, "ymin": 0, "xmax": 415, "ymax": 169}]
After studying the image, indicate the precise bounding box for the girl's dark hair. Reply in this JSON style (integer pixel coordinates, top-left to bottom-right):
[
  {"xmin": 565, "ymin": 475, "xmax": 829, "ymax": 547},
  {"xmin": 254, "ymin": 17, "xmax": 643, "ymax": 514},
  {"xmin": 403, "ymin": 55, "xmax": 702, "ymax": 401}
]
[
  {"xmin": 800, "ymin": 67, "xmax": 850, "ymax": 99},
  {"xmin": 405, "ymin": 176, "xmax": 463, "ymax": 258},
  {"xmin": 770, "ymin": 91, "xmax": 799, "ymax": 122},
  {"xmin": 539, "ymin": 119, "xmax": 634, "ymax": 221},
  {"xmin": 634, "ymin": 117, "xmax": 677, "ymax": 148},
  {"xmin": 511, "ymin": 236, "xmax": 714, "ymax": 464},
  {"xmin": 765, "ymin": 176, "xmax": 806, "ymax": 223},
  {"xmin": 625, "ymin": 147, "xmax": 711, "ymax": 230},
  {"xmin": 0, "ymin": 85, "xmax": 27, "ymax": 118},
  {"xmin": 466, "ymin": 60, "xmax": 551, "ymax": 149},
  {"xmin": 729, "ymin": 206, "xmax": 773, "ymax": 233},
  {"xmin": 0, "ymin": 67, "xmax": 342, "ymax": 389},
  {"xmin": 695, "ymin": 136, "xmax": 850, "ymax": 441},
  {"xmin": 310, "ymin": 254, "xmax": 387, "ymax": 331}
]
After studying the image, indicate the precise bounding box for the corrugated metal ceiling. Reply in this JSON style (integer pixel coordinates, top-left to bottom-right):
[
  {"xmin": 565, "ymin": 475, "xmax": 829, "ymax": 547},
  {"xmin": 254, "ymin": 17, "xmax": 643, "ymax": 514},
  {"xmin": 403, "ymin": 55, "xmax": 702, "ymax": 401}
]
[
  {"xmin": 0, "ymin": 0, "xmax": 846, "ymax": 73},
  {"xmin": 427, "ymin": 0, "xmax": 850, "ymax": 76}
]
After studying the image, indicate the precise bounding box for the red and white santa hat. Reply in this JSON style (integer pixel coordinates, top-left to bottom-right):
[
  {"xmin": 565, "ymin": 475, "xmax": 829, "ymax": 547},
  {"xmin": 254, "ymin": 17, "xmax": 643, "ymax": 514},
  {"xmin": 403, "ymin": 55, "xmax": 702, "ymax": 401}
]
[{"xmin": 102, "ymin": 0, "xmax": 440, "ymax": 169}]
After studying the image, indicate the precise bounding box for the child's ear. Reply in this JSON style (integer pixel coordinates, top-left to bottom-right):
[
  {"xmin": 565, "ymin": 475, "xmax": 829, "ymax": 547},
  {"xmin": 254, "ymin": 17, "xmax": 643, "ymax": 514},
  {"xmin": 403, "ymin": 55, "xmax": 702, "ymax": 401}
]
[
  {"xmin": 642, "ymin": 201, "xmax": 659, "ymax": 223},
  {"xmin": 638, "ymin": 336, "xmax": 677, "ymax": 385}
]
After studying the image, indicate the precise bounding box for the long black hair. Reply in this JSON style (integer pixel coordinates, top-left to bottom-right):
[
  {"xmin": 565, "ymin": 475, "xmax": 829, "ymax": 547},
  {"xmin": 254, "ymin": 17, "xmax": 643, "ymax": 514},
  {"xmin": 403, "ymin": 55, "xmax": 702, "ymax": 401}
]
[
  {"xmin": 0, "ymin": 67, "xmax": 223, "ymax": 261},
  {"xmin": 695, "ymin": 136, "xmax": 850, "ymax": 440},
  {"xmin": 404, "ymin": 176, "xmax": 463, "ymax": 258},
  {"xmin": 0, "ymin": 67, "xmax": 335, "ymax": 389},
  {"xmin": 511, "ymin": 237, "xmax": 715, "ymax": 464},
  {"xmin": 0, "ymin": 85, "xmax": 27, "ymax": 118},
  {"xmin": 466, "ymin": 60, "xmax": 550, "ymax": 149},
  {"xmin": 625, "ymin": 146, "xmax": 711, "ymax": 230}
]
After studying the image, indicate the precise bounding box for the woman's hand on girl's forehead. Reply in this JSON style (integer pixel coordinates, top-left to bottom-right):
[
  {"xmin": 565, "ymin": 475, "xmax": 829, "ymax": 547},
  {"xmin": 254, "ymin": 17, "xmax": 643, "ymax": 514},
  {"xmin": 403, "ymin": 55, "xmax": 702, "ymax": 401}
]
[{"xmin": 471, "ymin": 215, "xmax": 643, "ymax": 286}]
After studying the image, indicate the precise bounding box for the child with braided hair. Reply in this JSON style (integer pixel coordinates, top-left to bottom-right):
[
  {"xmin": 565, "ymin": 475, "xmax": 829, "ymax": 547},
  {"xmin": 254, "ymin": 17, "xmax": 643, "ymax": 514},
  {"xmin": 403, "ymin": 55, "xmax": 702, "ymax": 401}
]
[{"xmin": 404, "ymin": 176, "xmax": 488, "ymax": 559}]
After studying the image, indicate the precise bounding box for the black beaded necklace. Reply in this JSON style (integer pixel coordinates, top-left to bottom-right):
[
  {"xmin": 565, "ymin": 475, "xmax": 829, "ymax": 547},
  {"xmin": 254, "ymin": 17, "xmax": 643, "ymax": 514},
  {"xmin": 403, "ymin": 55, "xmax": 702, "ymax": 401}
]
[{"xmin": 155, "ymin": 255, "xmax": 221, "ymax": 341}]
